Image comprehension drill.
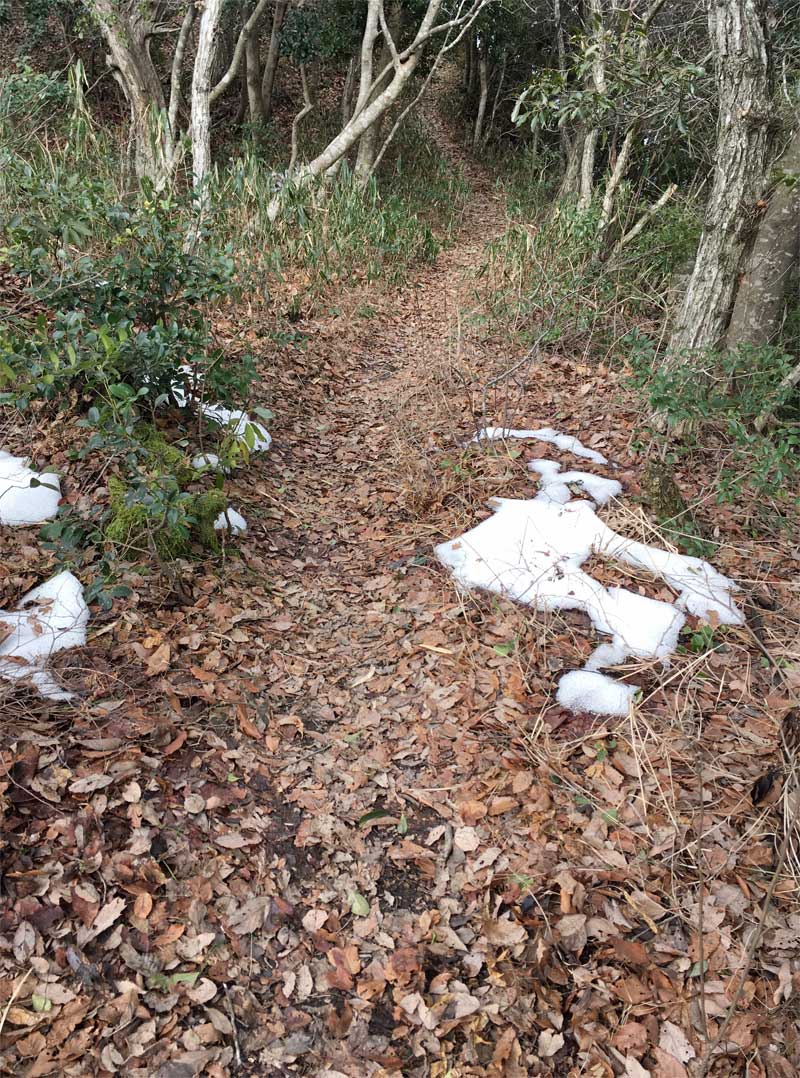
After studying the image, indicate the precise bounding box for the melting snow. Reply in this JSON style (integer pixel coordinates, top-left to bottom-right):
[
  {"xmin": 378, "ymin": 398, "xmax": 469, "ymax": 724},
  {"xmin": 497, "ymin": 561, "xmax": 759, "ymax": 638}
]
[
  {"xmin": 436, "ymin": 443, "xmax": 743, "ymax": 717},
  {"xmin": 171, "ymin": 368, "xmax": 272, "ymax": 452},
  {"xmin": 470, "ymin": 427, "xmax": 608, "ymax": 464},
  {"xmin": 192, "ymin": 452, "xmax": 221, "ymax": 471},
  {"xmin": 214, "ymin": 508, "xmax": 248, "ymax": 535},
  {"xmin": 0, "ymin": 571, "xmax": 88, "ymax": 700},
  {"xmin": 529, "ymin": 459, "xmax": 622, "ymax": 506},
  {"xmin": 201, "ymin": 405, "xmax": 272, "ymax": 452},
  {"xmin": 0, "ymin": 451, "xmax": 61, "ymax": 526},
  {"xmin": 557, "ymin": 670, "xmax": 638, "ymax": 716}
]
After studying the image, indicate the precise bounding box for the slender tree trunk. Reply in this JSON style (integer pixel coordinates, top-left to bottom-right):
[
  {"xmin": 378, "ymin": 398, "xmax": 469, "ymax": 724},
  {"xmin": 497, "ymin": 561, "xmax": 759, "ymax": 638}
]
[
  {"xmin": 355, "ymin": 0, "xmax": 399, "ymax": 185},
  {"xmin": 666, "ymin": 0, "xmax": 771, "ymax": 362},
  {"xmin": 235, "ymin": 51, "xmax": 249, "ymax": 125},
  {"xmin": 246, "ymin": 28, "xmax": 267, "ymax": 124},
  {"xmin": 463, "ymin": 33, "xmax": 472, "ymax": 91},
  {"xmin": 577, "ymin": 0, "xmax": 606, "ymax": 211},
  {"xmin": 483, "ymin": 53, "xmax": 506, "ymax": 148},
  {"xmin": 726, "ymin": 123, "xmax": 800, "ymax": 349},
  {"xmin": 472, "ymin": 48, "xmax": 489, "ymax": 150},
  {"xmin": 467, "ymin": 32, "xmax": 478, "ymax": 96},
  {"xmin": 262, "ymin": 0, "xmax": 288, "ymax": 119},
  {"xmin": 341, "ymin": 55, "xmax": 357, "ymax": 124}
]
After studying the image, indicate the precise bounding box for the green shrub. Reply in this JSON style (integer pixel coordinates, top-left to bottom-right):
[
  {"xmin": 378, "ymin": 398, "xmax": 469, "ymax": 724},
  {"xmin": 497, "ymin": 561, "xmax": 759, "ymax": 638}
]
[{"xmin": 629, "ymin": 335, "xmax": 800, "ymax": 506}]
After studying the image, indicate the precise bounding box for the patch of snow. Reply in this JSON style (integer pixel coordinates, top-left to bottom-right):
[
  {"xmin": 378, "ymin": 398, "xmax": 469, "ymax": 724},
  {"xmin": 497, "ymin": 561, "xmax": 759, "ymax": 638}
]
[
  {"xmin": 0, "ymin": 451, "xmax": 61, "ymax": 526},
  {"xmin": 192, "ymin": 452, "xmax": 222, "ymax": 471},
  {"xmin": 214, "ymin": 508, "xmax": 247, "ymax": 535},
  {"xmin": 436, "ymin": 490, "xmax": 742, "ymax": 716},
  {"xmin": 167, "ymin": 368, "xmax": 272, "ymax": 453},
  {"xmin": 0, "ymin": 571, "xmax": 88, "ymax": 700},
  {"xmin": 200, "ymin": 405, "xmax": 272, "ymax": 452},
  {"xmin": 529, "ymin": 459, "xmax": 622, "ymax": 507},
  {"xmin": 557, "ymin": 670, "xmax": 637, "ymax": 717},
  {"xmin": 471, "ymin": 427, "xmax": 607, "ymax": 464}
]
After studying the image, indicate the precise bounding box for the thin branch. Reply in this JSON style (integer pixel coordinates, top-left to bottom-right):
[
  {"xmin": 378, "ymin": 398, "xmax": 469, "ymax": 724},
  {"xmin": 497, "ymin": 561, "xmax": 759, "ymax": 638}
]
[
  {"xmin": 288, "ymin": 63, "xmax": 314, "ymax": 176},
  {"xmin": 168, "ymin": 2, "xmax": 196, "ymax": 139},
  {"xmin": 209, "ymin": 0, "xmax": 272, "ymax": 105},
  {"xmin": 379, "ymin": 0, "xmax": 401, "ymax": 71},
  {"xmin": 610, "ymin": 182, "xmax": 677, "ymax": 257}
]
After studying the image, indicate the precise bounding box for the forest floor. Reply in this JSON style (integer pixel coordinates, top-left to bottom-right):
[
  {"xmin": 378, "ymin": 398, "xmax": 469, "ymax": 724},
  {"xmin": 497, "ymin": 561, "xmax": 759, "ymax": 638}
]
[{"xmin": 2, "ymin": 100, "xmax": 800, "ymax": 1078}]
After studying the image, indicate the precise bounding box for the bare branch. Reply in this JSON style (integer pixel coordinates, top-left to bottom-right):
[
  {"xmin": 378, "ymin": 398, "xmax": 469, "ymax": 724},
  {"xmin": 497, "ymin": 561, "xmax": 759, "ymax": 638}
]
[{"xmin": 209, "ymin": 0, "xmax": 272, "ymax": 105}]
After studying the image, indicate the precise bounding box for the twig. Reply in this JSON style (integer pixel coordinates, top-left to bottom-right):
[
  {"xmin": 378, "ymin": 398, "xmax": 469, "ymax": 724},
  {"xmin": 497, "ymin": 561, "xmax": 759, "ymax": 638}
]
[
  {"xmin": 223, "ymin": 982, "xmax": 243, "ymax": 1067},
  {"xmin": 0, "ymin": 969, "xmax": 33, "ymax": 1037}
]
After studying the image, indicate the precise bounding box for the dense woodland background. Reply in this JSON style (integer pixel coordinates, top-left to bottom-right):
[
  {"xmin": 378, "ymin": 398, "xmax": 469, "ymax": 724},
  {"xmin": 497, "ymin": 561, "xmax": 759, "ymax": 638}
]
[{"xmin": 1, "ymin": 0, "xmax": 800, "ymax": 1075}]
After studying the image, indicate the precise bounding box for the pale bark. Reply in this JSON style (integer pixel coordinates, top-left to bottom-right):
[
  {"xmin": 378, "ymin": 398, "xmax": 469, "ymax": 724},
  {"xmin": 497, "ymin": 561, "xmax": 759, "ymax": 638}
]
[
  {"xmin": 726, "ymin": 124, "xmax": 800, "ymax": 350},
  {"xmin": 578, "ymin": 0, "xmax": 606, "ymax": 210},
  {"xmin": 597, "ymin": 126, "xmax": 635, "ymax": 243},
  {"xmin": 87, "ymin": 0, "xmax": 172, "ymax": 183},
  {"xmin": 472, "ymin": 48, "xmax": 489, "ymax": 150},
  {"xmin": 262, "ymin": 0, "xmax": 289, "ymax": 119},
  {"xmin": 666, "ymin": 0, "xmax": 771, "ymax": 362},
  {"xmin": 268, "ymin": 0, "xmax": 489, "ymax": 221},
  {"xmin": 610, "ymin": 182, "xmax": 677, "ymax": 257},
  {"xmin": 209, "ymin": 0, "xmax": 272, "ymax": 106},
  {"xmin": 191, "ymin": 0, "xmax": 223, "ymax": 200},
  {"xmin": 482, "ymin": 53, "xmax": 507, "ymax": 148},
  {"xmin": 353, "ymin": 0, "xmax": 388, "ymax": 184},
  {"xmin": 288, "ymin": 64, "xmax": 314, "ymax": 176},
  {"xmin": 559, "ymin": 131, "xmax": 584, "ymax": 198}
]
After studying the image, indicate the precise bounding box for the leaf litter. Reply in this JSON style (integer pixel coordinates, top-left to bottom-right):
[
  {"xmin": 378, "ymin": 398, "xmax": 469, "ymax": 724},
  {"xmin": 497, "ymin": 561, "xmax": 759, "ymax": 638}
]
[{"xmin": 1, "ymin": 119, "xmax": 799, "ymax": 1077}]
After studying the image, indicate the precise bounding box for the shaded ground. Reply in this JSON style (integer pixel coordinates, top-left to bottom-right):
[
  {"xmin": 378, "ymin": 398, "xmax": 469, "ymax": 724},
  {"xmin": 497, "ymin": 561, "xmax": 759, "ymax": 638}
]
[{"xmin": 2, "ymin": 103, "xmax": 800, "ymax": 1078}]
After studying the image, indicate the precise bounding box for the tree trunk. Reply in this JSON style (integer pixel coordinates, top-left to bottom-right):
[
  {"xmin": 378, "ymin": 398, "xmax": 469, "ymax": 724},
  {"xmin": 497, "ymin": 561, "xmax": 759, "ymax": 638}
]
[
  {"xmin": 341, "ymin": 55, "xmax": 357, "ymax": 125},
  {"xmin": 577, "ymin": 0, "xmax": 606, "ymax": 211},
  {"xmin": 246, "ymin": 28, "xmax": 267, "ymax": 124},
  {"xmin": 666, "ymin": 0, "xmax": 771, "ymax": 361},
  {"xmin": 472, "ymin": 48, "xmax": 489, "ymax": 150},
  {"xmin": 87, "ymin": 0, "xmax": 172, "ymax": 184},
  {"xmin": 726, "ymin": 123, "xmax": 800, "ymax": 349},
  {"xmin": 191, "ymin": 0, "xmax": 223, "ymax": 204},
  {"xmin": 235, "ymin": 51, "xmax": 249, "ymax": 125},
  {"xmin": 355, "ymin": 0, "xmax": 399, "ymax": 185},
  {"xmin": 559, "ymin": 130, "xmax": 585, "ymax": 198},
  {"xmin": 262, "ymin": 0, "xmax": 288, "ymax": 120}
]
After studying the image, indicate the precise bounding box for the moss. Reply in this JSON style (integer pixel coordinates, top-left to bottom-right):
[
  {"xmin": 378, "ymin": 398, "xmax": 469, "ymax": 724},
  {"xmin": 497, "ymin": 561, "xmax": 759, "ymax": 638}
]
[
  {"xmin": 105, "ymin": 478, "xmax": 228, "ymax": 560},
  {"xmin": 135, "ymin": 424, "xmax": 193, "ymax": 484},
  {"xmin": 192, "ymin": 490, "xmax": 228, "ymax": 551}
]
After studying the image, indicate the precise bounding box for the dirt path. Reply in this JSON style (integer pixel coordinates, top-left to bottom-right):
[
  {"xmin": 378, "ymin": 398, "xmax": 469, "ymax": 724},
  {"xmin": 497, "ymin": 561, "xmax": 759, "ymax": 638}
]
[{"xmin": 4, "ymin": 105, "xmax": 798, "ymax": 1078}]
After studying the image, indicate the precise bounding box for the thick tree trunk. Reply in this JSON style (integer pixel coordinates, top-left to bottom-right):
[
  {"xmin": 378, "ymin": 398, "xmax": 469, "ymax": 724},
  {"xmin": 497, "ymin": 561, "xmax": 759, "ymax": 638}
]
[
  {"xmin": 666, "ymin": 0, "xmax": 771, "ymax": 361},
  {"xmin": 191, "ymin": 0, "xmax": 223, "ymax": 203},
  {"xmin": 262, "ymin": 0, "xmax": 288, "ymax": 119},
  {"xmin": 88, "ymin": 0, "xmax": 172, "ymax": 183},
  {"xmin": 726, "ymin": 124, "xmax": 800, "ymax": 349},
  {"xmin": 559, "ymin": 130, "xmax": 585, "ymax": 198}
]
